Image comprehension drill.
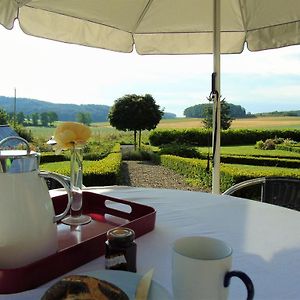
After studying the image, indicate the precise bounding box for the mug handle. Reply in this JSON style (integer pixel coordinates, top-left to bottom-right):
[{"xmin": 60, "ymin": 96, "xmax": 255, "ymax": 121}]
[
  {"xmin": 224, "ymin": 271, "xmax": 255, "ymax": 300},
  {"xmin": 39, "ymin": 170, "xmax": 72, "ymax": 223}
]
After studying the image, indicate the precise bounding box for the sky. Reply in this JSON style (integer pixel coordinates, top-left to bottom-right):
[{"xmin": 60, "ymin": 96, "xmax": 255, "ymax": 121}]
[{"xmin": 0, "ymin": 22, "xmax": 300, "ymax": 117}]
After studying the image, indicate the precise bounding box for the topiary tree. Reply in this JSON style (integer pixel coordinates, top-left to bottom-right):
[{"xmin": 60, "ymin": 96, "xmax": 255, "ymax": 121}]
[
  {"xmin": 109, "ymin": 94, "xmax": 163, "ymax": 150},
  {"xmin": 202, "ymin": 97, "xmax": 233, "ymax": 130}
]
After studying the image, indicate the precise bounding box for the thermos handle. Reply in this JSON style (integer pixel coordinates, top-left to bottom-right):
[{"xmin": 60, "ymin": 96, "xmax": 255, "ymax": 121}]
[
  {"xmin": 39, "ymin": 170, "xmax": 72, "ymax": 223},
  {"xmin": 224, "ymin": 270, "xmax": 255, "ymax": 300},
  {"xmin": 0, "ymin": 136, "xmax": 31, "ymax": 154}
]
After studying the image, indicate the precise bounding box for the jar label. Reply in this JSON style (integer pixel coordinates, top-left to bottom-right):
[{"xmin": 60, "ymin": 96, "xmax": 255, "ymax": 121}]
[{"xmin": 105, "ymin": 254, "xmax": 127, "ymax": 269}]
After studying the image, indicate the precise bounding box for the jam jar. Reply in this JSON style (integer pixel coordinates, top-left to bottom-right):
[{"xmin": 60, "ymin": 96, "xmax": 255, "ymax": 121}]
[{"xmin": 105, "ymin": 227, "xmax": 137, "ymax": 272}]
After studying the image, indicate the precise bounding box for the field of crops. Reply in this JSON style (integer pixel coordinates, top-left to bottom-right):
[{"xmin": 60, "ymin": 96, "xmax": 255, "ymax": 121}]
[
  {"xmin": 28, "ymin": 117, "xmax": 300, "ymax": 138},
  {"xmin": 231, "ymin": 116, "xmax": 300, "ymax": 129},
  {"xmin": 28, "ymin": 116, "xmax": 300, "ymax": 145},
  {"xmin": 156, "ymin": 116, "xmax": 300, "ymax": 130}
]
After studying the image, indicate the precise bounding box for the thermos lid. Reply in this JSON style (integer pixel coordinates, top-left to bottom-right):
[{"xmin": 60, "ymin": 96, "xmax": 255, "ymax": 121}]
[
  {"xmin": 0, "ymin": 136, "xmax": 39, "ymax": 173},
  {"xmin": 0, "ymin": 149, "xmax": 38, "ymax": 158},
  {"xmin": 0, "ymin": 136, "xmax": 38, "ymax": 158}
]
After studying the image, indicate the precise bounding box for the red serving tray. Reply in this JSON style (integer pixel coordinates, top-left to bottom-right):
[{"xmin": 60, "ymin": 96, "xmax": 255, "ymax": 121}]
[{"xmin": 0, "ymin": 191, "xmax": 156, "ymax": 294}]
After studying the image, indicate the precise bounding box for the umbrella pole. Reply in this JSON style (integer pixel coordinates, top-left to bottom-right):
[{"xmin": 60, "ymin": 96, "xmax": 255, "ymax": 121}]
[{"xmin": 212, "ymin": 0, "xmax": 221, "ymax": 194}]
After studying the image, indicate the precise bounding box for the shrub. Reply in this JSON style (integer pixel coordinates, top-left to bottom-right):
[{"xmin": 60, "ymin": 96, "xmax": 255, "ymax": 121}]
[
  {"xmin": 41, "ymin": 143, "xmax": 122, "ymax": 186},
  {"xmin": 255, "ymin": 137, "xmax": 298, "ymax": 151},
  {"xmin": 83, "ymin": 152, "xmax": 122, "ymax": 186},
  {"xmin": 255, "ymin": 140, "xmax": 264, "ymax": 149},
  {"xmin": 158, "ymin": 155, "xmax": 300, "ymax": 193},
  {"xmin": 12, "ymin": 123, "xmax": 33, "ymax": 142},
  {"xmin": 149, "ymin": 128, "xmax": 300, "ymax": 146},
  {"xmin": 220, "ymin": 154, "xmax": 300, "ymax": 168},
  {"xmin": 122, "ymin": 149, "xmax": 152, "ymax": 161},
  {"xmin": 263, "ymin": 139, "xmax": 276, "ymax": 150},
  {"xmin": 276, "ymin": 144, "xmax": 300, "ymax": 154},
  {"xmin": 160, "ymin": 155, "xmax": 212, "ymax": 190},
  {"xmin": 221, "ymin": 164, "xmax": 300, "ymax": 191},
  {"xmin": 282, "ymin": 138, "xmax": 298, "ymax": 146},
  {"xmin": 159, "ymin": 144, "xmax": 203, "ymax": 158},
  {"xmin": 273, "ymin": 137, "xmax": 285, "ymax": 144},
  {"xmin": 40, "ymin": 152, "xmax": 67, "ymax": 163}
]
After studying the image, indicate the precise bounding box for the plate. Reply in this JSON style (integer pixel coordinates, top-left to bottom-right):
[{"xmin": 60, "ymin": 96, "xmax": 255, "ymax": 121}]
[{"xmin": 84, "ymin": 270, "xmax": 172, "ymax": 300}]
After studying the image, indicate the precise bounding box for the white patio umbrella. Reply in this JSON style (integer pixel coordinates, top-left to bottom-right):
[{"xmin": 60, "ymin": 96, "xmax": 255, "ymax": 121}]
[{"xmin": 1, "ymin": 0, "xmax": 300, "ymax": 193}]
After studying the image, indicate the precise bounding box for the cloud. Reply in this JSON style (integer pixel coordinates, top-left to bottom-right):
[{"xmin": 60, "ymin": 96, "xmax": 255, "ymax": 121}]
[{"xmin": 223, "ymin": 47, "xmax": 300, "ymax": 76}]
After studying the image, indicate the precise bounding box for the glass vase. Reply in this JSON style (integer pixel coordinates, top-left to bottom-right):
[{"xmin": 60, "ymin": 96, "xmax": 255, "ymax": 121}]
[{"xmin": 62, "ymin": 146, "xmax": 91, "ymax": 226}]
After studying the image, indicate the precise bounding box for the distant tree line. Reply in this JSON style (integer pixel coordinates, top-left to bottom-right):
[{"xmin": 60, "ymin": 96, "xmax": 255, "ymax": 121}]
[
  {"xmin": 256, "ymin": 110, "xmax": 300, "ymax": 117},
  {"xmin": 0, "ymin": 96, "xmax": 177, "ymax": 122},
  {"xmin": 0, "ymin": 107, "xmax": 92, "ymax": 127},
  {"xmin": 184, "ymin": 103, "xmax": 251, "ymax": 118},
  {"xmin": 162, "ymin": 112, "xmax": 176, "ymax": 119},
  {"xmin": 0, "ymin": 96, "xmax": 110, "ymax": 123},
  {"xmin": 3, "ymin": 110, "xmax": 59, "ymax": 127}
]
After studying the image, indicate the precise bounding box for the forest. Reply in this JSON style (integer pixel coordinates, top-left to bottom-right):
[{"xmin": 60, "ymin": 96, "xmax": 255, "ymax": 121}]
[
  {"xmin": 0, "ymin": 96, "xmax": 110, "ymax": 122},
  {"xmin": 0, "ymin": 96, "xmax": 176, "ymax": 122},
  {"xmin": 183, "ymin": 103, "xmax": 251, "ymax": 118}
]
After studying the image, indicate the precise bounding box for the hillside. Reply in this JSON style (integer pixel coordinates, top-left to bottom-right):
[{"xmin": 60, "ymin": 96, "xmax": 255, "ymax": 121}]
[
  {"xmin": 0, "ymin": 96, "xmax": 110, "ymax": 122},
  {"xmin": 0, "ymin": 96, "xmax": 177, "ymax": 122}
]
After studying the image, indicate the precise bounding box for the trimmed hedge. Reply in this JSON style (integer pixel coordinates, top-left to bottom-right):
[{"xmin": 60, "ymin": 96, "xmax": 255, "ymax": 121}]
[
  {"xmin": 220, "ymin": 154, "xmax": 300, "ymax": 168},
  {"xmin": 159, "ymin": 155, "xmax": 212, "ymax": 190},
  {"xmin": 40, "ymin": 141, "xmax": 120, "ymax": 164},
  {"xmin": 150, "ymin": 129, "xmax": 211, "ymax": 146},
  {"xmin": 221, "ymin": 164, "xmax": 300, "ymax": 191},
  {"xmin": 276, "ymin": 144, "xmax": 300, "ymax": 154},
  {"xmin": 159, "ymin": 154, "xmax": 300, "ymax": 192},
  {"xmin": 41, "ymin": 144, "xmax": 122, "ymax": 186},
  {"xmin": 40, "ymin": 152, "xmax": 68, "ymax": 163},
  {"xmin": 83, "ymin": 152, "xmax": 122, "ymax": 186},
  {"xmin": 159, "ymin": 144, "xmax": 203, "ymax": 159},
  {"xmin": 40, "ymin": 150, "xmax": 111, "ymax": 163},
  {"xmin": 149, "ymin": 129, "xmax": 300, "ymax": 146}
]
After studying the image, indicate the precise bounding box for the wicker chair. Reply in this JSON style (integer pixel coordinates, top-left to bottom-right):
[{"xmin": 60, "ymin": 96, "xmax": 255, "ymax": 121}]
[{"xmin": 223, "ymin": 177, "xmax": 300, "ymax": 211}]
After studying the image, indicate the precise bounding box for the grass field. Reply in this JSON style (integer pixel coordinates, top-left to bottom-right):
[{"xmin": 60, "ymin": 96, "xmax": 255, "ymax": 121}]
[
  {"xmin": 91, "ymin": 116, "xmax": 300, "ymax": 130},
  {"xmin": 197, "ymin": 145, "xmax": 300, "ymax": 159},
  {"xmin": 27, "ymin": 116, "xmax": 300, "ymax": 142},
  {"xmin": 231, "ymin": 116, "xmax": 300, "ymax": 129},
  {"xmin": 156, "ymin": 116, "xmax": 300, "ymax": 130}
]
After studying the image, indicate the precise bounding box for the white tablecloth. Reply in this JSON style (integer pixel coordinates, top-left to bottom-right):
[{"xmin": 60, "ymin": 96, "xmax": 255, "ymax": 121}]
[{"xmin": 2, "ymin": 186, "xmax": 300, "ymax": 299}]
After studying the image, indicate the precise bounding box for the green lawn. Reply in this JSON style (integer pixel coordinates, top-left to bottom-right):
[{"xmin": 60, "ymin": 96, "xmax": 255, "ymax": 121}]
[
  {"xmin": 198, "ymin": 145, "xmax": 300, "ymax": 159},
  {"xmin": 222, "ymin": 163, "xmax": 300, "ymax": 178}
]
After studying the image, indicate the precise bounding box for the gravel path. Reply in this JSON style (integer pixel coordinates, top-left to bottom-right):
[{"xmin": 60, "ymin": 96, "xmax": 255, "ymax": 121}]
[{"xmin": 119, "ymin": 160, "xmax": 205, "ymax": 191}]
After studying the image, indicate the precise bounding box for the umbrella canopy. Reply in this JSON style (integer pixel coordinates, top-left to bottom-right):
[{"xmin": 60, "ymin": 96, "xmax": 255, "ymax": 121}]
[
  {"xmin": 1, "ymin": 0, "xmax": 300, "ymax": 193},
  {"xmin": 1, "ymin": 1, "xmax": 300, "ymax": 54}
]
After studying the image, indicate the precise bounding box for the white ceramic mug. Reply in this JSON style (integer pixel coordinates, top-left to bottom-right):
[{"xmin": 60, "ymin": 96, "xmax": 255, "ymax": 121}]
[{"xmin": 172, "ymin": 236, "xmax": 254, "ymax": 300}]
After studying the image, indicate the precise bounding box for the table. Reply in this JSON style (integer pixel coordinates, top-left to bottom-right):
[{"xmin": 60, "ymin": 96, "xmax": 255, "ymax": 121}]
[{"xmin": 2, "ymin": 186, "xmax": 300, "ymax": 299}]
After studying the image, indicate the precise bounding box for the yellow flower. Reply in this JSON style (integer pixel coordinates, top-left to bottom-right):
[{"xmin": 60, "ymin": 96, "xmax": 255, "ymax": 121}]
[{"xmin": 54, "ymin": 122, "xmax": 91, "ymax": 152}]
